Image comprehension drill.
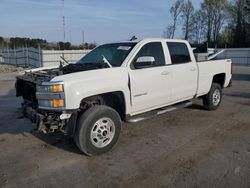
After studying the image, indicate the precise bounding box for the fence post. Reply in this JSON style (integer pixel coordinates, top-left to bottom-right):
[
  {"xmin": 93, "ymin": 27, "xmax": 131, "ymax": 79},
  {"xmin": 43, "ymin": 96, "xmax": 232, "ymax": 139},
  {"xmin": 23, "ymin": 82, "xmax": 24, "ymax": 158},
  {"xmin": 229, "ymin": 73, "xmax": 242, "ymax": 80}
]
[
  {"xmin": 7, "ymin": 44, "xmax": 10, "ymax": 64},
  {"xmin": 38, "ymin": 44, "xmax": 41, "ymax": 67},
  {"xmin": 14, "ymin": 46, "xmax": 17, "ymax": 66},
  {"xmin": 26, "ymin": 44, "xmax": 29, "ymax": 67},
  {"xmin": 22, "ymin": 47, "xmax": 25, "ymax": 67}
]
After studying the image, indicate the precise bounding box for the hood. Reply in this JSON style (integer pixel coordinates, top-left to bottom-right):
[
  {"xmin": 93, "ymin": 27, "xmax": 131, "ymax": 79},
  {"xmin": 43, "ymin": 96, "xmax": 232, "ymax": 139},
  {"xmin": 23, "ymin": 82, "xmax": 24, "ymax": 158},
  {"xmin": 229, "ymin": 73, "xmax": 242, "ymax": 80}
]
[{"xmin": 17, "ymin": 63, "xmax": 110, "ymax": 85}]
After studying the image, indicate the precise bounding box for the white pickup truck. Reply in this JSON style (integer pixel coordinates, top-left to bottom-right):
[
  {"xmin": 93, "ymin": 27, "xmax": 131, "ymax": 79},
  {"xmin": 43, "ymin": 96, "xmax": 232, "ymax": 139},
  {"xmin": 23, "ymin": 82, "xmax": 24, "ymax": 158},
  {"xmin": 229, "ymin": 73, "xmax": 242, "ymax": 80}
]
[{"xmin": 16, "ymin": 38, "xmax": 232, "ymax": 155}]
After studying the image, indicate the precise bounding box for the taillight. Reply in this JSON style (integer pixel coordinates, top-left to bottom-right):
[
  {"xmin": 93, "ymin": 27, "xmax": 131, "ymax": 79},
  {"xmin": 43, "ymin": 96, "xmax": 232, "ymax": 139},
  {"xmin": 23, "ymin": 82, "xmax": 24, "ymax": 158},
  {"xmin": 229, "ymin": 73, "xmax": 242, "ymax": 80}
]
[
  {"xmin": 231, "ymin": 61, "xmax": 232, "ymax": 75},
  {"xmin": 227, "ymin": 59, "xmax": 232, "ymax": 75}
]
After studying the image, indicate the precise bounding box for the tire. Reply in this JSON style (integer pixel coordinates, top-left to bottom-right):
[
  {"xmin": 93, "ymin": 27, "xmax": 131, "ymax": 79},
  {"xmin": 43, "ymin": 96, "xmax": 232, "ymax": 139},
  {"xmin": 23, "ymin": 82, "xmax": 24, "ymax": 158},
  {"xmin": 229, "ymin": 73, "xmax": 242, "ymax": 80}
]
[
  {"xmin": 203, "ymin": 83, "xmax": 222, "ymax": 111},
  {"xmin": 74, "ymin": 105, "xmax": 122, "ymax": 156}
]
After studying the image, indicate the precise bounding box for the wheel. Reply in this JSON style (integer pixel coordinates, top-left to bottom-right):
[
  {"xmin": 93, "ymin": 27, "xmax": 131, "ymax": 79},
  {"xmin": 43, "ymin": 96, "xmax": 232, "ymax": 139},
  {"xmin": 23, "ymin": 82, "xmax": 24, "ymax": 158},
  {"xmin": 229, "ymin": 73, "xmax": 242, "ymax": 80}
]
[
  {"xmin": 203, "ymin": 83, "xmax": 222, "ymax": 111},
  {"xmin": 74, "ymin": 105, "xmax": 122, "ymax": 156}
]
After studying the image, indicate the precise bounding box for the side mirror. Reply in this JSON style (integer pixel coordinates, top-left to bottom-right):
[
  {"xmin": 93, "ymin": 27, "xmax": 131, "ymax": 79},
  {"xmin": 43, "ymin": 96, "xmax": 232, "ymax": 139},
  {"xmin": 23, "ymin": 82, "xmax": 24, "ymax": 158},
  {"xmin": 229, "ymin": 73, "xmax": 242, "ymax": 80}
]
[{"xmin": 134, "ymin": 56, "xmax": 155, "ymax": 69}]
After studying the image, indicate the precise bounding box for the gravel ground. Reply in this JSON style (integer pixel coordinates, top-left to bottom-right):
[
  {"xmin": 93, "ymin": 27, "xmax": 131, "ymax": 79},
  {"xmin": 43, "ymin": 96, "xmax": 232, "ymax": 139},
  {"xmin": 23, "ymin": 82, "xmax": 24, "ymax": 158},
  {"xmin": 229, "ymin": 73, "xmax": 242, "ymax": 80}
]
[
  {"xmin": 0, "ymin": 65, "xmax": 249, "ymax": 188},
  {"xmin": 0, "ymin": 64, "xmax": 25, "ymax": 81},
  {"xmin": 0, "ymin": 64, "xmax": 24, "ymax": 73}
]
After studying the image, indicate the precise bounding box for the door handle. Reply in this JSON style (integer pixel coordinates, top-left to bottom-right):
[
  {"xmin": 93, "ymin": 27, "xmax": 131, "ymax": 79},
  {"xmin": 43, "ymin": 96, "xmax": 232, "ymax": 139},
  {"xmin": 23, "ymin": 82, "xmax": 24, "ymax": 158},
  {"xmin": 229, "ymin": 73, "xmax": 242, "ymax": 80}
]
[
  {"xmin": 161, "ymin": 71, "xmax": 171, "ymax": 75},
  {"xmin": 190, "ymin": 67, "xmax": 196, "ymax": 71}
]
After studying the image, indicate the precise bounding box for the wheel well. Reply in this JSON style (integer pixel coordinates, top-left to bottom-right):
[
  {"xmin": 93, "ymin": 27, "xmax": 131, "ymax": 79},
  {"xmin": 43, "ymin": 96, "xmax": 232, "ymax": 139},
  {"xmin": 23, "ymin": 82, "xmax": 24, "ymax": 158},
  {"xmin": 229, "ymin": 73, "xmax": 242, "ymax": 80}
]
[
  {"xmin": 212, "ymin": 73, "xmax": 225, "ymax": 88},
  {"xmin": 80, "ymin": 91, "xmax": 126, "ymax": 120}
]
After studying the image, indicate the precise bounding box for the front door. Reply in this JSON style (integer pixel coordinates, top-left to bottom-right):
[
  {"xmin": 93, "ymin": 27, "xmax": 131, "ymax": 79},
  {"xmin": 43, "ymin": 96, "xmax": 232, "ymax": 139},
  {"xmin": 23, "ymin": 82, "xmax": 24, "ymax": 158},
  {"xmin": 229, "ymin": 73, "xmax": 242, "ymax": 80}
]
[{"xmin": 128, "ymin": 42, "xmax": 172, "ymax": 114}]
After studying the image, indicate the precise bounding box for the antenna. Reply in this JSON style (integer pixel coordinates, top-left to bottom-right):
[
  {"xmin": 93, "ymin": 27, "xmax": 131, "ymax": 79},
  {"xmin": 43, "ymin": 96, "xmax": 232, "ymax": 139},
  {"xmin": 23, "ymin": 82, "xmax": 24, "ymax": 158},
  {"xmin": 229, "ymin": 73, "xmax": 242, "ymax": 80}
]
[
  {"xmin": 82, "ymin": 30, "xmax": 85, "ymax": 46},
  {"xmin": 63, "ymin": 16, "xmax": 66, "ymax": 42},
  {"xmin": 69, "ymin": 29, "xmax": 72, "ymax": 43},
  {"xmin": 62, "ymin": 0, "xmax": 66, "ymax": 42}
]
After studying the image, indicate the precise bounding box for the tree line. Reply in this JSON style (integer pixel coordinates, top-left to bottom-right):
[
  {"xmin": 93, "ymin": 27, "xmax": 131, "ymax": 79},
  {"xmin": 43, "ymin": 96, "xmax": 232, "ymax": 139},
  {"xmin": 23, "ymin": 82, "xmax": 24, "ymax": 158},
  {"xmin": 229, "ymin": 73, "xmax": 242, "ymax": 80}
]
[
  {"xmin": 1, "ymin": 0, "xmax": 249, "ymax": 49},
  {"xmin": 164, "ymin": 0, "xmax": 250, "ymax": 48},
  {"xmin": 0, "ymin": 36, "xmax": 97, "ymax": 50}
]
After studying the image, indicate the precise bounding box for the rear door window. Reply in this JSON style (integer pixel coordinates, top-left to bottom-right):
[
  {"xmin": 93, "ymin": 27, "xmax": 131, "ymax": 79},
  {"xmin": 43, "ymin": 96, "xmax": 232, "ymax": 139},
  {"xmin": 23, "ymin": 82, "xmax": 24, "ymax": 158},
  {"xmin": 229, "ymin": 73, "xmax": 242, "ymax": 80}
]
[{"xmin": 167, "ymin": 42, "xmax": 191, "ymax": 64}]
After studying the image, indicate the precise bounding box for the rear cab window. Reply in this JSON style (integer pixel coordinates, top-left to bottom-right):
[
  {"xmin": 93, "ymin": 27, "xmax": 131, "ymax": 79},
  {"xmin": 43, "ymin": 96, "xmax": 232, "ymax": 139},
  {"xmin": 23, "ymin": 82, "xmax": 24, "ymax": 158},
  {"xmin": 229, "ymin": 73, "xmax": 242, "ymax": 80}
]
[{"xmin": 167, "ymin": 42, "xmax": 191, "ymax": 65}]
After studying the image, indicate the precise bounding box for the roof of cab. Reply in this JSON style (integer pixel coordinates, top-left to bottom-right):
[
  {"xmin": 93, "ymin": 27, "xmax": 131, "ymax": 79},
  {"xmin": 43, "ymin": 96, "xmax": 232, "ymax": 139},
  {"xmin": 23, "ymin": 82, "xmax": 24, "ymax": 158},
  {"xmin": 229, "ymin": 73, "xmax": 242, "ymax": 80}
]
[
  {"xmin": 103, "ymin": 38, "xmax": 189, "ymax": 46},
  {"xmin": 120, "ymin": 38, "xmax": 188, "ymax": 43}
]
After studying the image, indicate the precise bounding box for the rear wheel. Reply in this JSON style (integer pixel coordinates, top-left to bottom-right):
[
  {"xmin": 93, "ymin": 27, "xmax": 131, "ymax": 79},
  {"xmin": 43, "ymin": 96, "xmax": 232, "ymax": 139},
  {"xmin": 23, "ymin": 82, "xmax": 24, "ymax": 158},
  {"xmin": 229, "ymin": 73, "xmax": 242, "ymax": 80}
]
[
  {"xmin": 203, "ymin": 83, "xmax": 222, "ymax": 111},
  {"xmin": 74, "ymin": 105, "xmax": 121, "ymax": 156}
]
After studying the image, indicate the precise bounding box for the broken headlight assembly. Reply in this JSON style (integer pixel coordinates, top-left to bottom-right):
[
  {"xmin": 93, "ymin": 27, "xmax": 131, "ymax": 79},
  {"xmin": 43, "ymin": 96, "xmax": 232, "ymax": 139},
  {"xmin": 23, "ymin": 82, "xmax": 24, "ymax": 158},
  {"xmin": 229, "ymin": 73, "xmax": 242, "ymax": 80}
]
[{"xmin": 36, "ymin": 81, "xmax": 65, "ymax": 109}]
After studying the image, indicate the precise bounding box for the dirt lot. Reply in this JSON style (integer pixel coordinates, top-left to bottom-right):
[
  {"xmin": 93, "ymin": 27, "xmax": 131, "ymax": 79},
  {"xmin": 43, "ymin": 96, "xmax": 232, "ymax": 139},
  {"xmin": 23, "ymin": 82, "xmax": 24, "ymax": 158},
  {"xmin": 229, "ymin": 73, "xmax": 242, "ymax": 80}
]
[{"xmin": 0, "ymin": 66, "xmax": 250, "ymax": 188}]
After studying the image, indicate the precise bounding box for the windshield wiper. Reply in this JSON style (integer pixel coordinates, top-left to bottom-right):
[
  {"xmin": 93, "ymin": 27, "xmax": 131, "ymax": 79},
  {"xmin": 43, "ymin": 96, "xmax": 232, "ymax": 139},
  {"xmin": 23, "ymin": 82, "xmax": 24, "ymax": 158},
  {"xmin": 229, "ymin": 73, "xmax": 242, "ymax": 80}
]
[
  {"xmin": 59, "ymin": 56, "xmax": 70, "ymax": 70},
  {"xmin": 102, "ymin": 55, "xmax": 112, "ymax": 68},
  {"xmin": 60, "ymin": 56, "xmax": 69, "ymax": 65}
]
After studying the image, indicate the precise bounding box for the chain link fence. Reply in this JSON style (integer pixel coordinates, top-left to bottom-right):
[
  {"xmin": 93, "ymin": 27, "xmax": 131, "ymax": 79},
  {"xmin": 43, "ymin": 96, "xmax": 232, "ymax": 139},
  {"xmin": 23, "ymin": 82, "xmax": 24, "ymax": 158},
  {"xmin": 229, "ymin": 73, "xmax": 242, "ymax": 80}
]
[
  {"xmin": 0, "ymin": 47, "xmax": 249, "ymax": 67},
  {"xmin": 215, "ymin": 48, "xmax": 250, "ymax": 66},
  {"xmin": 0, "ymin": 48, "xmax": 90, "ymax": 68},
  {"xmin": 0, "ymin": 47, "xmax": 42, "ymax": 67}
]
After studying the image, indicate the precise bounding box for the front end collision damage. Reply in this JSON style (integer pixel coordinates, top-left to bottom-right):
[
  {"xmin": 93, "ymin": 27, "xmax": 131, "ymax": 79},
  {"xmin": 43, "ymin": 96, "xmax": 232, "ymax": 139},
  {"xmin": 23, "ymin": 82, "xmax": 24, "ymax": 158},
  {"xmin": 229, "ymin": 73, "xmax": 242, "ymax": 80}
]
[
  {"xmin": 22, "ymin": 102, "xmax": 78, "ymax": 136},
  {"xmin": 16, "ymin": 71, "xmax": 78, "ymax": 136},
  {"xmin": 35, "ymin": 110, "xmax": 78, "ymax": 136},
  {"xmin": 15, "ymin": 62, "xmax": 116, "ymax": 135}
]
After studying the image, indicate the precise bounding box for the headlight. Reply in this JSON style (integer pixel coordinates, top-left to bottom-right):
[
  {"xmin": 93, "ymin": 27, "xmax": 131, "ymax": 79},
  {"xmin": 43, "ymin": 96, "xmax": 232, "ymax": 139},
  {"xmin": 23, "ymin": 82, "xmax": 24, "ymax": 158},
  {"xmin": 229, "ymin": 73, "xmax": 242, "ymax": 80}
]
[
  {"xmin": 37, "ymin": 82, "xmax": 64, "ymax": 93},
  {"xmin": 38, "ymin": 99, "xmax": 65, "ymax": 108},
  {"xmin": 36, "ymin": 81, "xmax": 65, "ymax": 109},
  {"xmin": 52, "ymin": 84, "xmax": 63, "ymax": 92}
]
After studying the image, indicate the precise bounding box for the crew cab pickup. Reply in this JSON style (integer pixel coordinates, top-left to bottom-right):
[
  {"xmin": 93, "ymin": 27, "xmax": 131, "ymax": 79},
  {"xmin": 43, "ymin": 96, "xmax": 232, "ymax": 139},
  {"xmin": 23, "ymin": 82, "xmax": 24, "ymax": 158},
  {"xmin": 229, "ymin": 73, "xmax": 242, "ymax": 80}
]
[{"xmin": 16, "ymin": 38, "xmax": 232, "ymax": 155}]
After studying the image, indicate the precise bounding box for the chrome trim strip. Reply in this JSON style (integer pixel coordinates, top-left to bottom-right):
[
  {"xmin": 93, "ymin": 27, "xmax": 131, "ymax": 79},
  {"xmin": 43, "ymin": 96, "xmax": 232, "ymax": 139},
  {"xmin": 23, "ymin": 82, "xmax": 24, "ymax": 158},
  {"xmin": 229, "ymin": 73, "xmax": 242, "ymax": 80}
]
[
  {"xmin": 41, "ymin": 81, "xmax": 64, "ymax": 86},
  {"xmin": 38, "ymin": 106, "xmax": 66, "ymax": 111},
  {"xmin": 127, "ymin": 117, "xmax": 145, "ymax": 123},
  {"xmin": 36, "ymin": 92, "xmax": 65, "ymax": 100},
  {"xmin": 157, "ymin": 107, "xmax": 176, "ymax": 115}
]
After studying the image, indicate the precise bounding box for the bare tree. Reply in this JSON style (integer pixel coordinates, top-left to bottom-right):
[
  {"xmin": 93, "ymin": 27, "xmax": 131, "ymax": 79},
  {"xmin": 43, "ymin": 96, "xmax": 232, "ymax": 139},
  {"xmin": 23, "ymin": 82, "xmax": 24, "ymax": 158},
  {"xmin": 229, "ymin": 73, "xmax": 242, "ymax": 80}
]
[
  {"xmin": 169, "ymin": 0, "xmax": 184, "ymax": 38},
  {"xmin": 212, "ymin": 0, "xmax": 228, "ymax": 46},
  {"xmin": 230, "ymin": 0, "xmax": 250, "ymax": 47},
  {"xmin": 191, "ymin": 10, "xmax": 206, "ymax": 44},
  {"xmin": 214, "ymin": 0, "xmax": 250, "ymax": 47},
  {"xmin": 201, "ymin": 0, "xmax": 228, "ymax": 47},
  {"xmin": 201, "ymin": 0, "xmax": 214, "ymax": 45},
  {"xmin": 181, "ymin": 0, "xmax": 195, "ymax": 40},
  {"xmin": 163, "ymin": 25, "xmax": 174, "ymax": 38}
]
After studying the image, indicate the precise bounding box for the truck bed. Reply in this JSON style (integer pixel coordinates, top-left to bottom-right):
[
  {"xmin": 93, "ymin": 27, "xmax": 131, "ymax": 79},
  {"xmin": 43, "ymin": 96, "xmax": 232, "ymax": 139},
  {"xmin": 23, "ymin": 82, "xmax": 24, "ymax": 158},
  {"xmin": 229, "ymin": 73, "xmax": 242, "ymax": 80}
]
[{"xmin": 196, "ymin": 59, "xmax": 232, "ymax": 97}]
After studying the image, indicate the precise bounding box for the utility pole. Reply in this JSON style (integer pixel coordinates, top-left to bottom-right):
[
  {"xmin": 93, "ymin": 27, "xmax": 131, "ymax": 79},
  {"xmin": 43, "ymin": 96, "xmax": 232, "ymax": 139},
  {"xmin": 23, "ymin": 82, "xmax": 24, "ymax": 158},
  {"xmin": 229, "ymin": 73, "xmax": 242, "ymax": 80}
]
[
  {"xmin": 62, "ymin": 0, "xmax": 66, "ymax": 42},
  {"xmin": 63, "ymin": 16, "xmax": 66, "ymax": 42},
  {"xmin": 82, "ymin": 31, "xmax": 85, "ymax": 45},
  {"xmin": 69, "ymin": 29, "xmax": 72, "ymax": 43}
]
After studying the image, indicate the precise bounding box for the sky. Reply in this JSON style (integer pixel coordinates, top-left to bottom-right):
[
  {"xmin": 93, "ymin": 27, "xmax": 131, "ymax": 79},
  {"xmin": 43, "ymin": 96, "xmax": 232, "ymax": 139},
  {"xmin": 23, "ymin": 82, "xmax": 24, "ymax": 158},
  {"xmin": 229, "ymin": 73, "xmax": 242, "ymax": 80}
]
[{"xmin": 0, "ymin": 0, "xmax": 203, "ymax": 44}]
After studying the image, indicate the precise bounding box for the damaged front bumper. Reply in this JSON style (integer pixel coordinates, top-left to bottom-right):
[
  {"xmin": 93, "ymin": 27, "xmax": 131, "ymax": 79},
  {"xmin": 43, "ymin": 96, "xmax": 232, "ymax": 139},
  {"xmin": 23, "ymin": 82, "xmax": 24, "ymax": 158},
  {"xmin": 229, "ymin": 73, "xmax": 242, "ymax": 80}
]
[
  {"xmin": 22, "ymin": 104, "xmax": 78, "ymax": 136},
  {"xmin": 16, "ymin": 74, "xmax": 78, "ymax": 136}
]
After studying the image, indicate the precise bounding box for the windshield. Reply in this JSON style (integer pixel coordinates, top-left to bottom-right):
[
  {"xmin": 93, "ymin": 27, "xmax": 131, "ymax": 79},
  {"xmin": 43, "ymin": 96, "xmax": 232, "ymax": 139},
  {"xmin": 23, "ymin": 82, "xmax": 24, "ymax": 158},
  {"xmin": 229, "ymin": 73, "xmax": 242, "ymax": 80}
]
[{"xmin": 77, "ymin": 43, "xmax": 137, "ymax": 67}]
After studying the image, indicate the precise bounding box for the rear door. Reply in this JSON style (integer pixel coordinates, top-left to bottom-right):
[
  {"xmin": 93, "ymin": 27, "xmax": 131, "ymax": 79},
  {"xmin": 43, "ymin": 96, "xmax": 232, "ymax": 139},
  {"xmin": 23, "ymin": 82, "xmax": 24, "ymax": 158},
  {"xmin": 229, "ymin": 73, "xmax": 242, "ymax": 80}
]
[
  {"xmin": 128, "ymin": 42, "xmax": 172, "ymax": 114},
  {"xmin": 166, "ymin": 42, "xmax": 198, "ymax": 102}
]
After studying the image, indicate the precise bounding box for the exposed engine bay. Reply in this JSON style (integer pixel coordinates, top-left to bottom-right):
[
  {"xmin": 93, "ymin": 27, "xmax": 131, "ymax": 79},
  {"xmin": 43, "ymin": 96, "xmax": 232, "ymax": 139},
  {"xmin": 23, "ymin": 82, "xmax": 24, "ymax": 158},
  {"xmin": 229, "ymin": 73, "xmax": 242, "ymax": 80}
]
[{"xmin": 16, "ymin": 63, "xmax": 108, "ymax": 101}]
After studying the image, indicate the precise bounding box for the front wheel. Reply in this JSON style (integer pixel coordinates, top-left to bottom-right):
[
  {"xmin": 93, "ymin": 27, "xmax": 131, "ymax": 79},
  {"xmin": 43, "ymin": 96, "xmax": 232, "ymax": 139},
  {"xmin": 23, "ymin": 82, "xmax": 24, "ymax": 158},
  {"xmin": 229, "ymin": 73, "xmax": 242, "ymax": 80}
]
[
  {"xmin": 74, "ymin": 105, "xmax": 121, "ymax": 156},
  {"xmin": 203, "ymin": 83, "xmax": 222, "ymax": 111}
]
